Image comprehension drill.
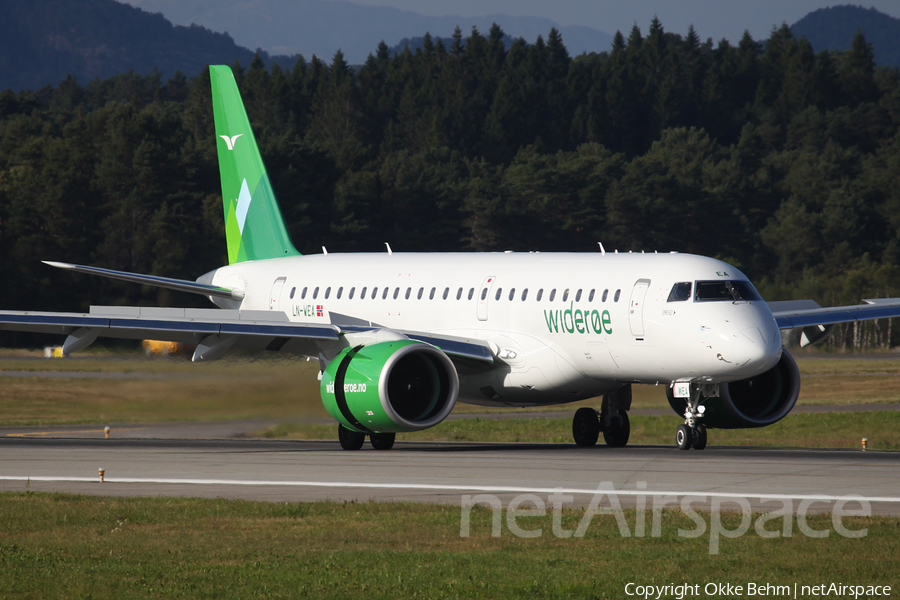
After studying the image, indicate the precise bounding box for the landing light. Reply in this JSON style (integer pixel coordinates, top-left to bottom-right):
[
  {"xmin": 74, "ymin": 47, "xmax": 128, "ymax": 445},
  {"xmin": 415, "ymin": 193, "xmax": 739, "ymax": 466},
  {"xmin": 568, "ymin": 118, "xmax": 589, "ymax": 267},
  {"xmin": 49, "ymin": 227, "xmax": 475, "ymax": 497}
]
[{"xmin": 697, "ymin": 405, "xmax": 706, "ymax": 414}]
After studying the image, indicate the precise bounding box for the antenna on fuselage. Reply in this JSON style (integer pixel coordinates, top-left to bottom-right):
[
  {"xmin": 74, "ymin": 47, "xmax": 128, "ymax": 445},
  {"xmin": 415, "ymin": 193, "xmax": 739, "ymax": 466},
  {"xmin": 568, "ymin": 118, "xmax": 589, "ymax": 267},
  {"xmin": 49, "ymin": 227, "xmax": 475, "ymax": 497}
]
[
  {"xmin": 597, "ymin": 242, "xmax": 606, "ymax": 255},
  {"xmin": 385, "ymin": 242, "xmax": 393, "ymax": 255},
  {"xmin": 322, "ymin": 246, "xmax": 328, "ymax": 255}
]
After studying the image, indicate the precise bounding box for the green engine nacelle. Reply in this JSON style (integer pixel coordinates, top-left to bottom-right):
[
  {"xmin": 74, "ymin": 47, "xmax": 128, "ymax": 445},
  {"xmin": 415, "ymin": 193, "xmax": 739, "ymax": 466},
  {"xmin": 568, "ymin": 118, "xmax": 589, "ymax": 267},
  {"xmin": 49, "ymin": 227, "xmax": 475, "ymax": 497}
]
[{"xmin": 321, "ymin": 340, "xmax": 459, "ymax": 434}]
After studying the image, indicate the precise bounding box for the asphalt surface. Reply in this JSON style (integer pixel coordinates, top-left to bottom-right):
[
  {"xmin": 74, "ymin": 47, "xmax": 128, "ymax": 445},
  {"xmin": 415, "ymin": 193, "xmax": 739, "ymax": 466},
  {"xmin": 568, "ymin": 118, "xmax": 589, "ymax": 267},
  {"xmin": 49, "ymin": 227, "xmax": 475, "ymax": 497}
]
[{"xmin": 1, "ymin": 429, "xmax": 897, "ymax": 516}]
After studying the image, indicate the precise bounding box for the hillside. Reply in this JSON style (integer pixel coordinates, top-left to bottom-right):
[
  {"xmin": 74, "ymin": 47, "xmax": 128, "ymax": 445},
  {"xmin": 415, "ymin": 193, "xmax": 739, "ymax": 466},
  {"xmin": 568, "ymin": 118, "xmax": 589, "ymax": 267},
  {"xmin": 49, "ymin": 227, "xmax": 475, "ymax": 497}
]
[
  {"xmin": 791, "ymin": 5, "xmax": 900, "ymax": 67},
  {"xmin": 123, "ymin": 0, "xmax": 614, "ymax": 63},
  {"xmin": 0, "ymin": 0, "xmax": 293, "ymax": 92}
]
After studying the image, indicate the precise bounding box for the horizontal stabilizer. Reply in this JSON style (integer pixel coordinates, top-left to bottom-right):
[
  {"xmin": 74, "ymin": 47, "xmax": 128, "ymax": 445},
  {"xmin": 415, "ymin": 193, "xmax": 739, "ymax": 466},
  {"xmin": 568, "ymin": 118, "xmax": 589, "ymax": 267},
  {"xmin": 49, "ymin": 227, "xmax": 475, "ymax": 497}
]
[{"xmin": 43, "ymin": 261, "xmax": 244, "ymax": 300}]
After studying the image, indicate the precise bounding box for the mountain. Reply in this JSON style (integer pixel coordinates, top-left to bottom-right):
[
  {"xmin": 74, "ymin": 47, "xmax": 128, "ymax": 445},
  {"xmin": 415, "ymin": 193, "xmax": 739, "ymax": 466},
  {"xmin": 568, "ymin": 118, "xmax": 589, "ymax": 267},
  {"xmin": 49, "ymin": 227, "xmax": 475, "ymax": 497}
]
[
  {"xmin": 0, "ymin": 0, "xmax": 294, "ymax": 92},
  {"xmin": 122, "ymin": 0, "xmax": 614, "ymax": 63},
  {"xmin": 791, "ymin": 5, "xmax": 900, "ymax": 67}
]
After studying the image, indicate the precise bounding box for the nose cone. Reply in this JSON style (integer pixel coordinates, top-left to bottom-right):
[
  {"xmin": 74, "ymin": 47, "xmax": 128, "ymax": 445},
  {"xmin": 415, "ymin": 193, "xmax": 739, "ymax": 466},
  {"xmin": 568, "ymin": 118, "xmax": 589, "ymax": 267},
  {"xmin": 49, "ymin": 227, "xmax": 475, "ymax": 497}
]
[{"xmin": 731, "ymin": 322, "xmax": 782, "ymax": 376}]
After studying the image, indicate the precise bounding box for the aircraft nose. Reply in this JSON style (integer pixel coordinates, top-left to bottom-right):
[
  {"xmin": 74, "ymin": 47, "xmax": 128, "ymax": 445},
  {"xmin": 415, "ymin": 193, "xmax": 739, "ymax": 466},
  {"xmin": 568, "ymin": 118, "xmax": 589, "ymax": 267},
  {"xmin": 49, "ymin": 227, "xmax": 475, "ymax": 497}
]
[{"xmin": 732, "ymin": 325, "xmax": 782, "ymax": 374}]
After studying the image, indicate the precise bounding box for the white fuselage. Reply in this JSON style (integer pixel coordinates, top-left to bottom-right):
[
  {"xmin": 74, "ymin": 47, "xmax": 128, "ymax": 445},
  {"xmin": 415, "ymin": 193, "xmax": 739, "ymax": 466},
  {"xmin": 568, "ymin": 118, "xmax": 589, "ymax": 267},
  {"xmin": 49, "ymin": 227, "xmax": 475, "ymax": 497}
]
[{"xmin": 208, "ymin": 252, "xmax": 783, "ymax": 407}]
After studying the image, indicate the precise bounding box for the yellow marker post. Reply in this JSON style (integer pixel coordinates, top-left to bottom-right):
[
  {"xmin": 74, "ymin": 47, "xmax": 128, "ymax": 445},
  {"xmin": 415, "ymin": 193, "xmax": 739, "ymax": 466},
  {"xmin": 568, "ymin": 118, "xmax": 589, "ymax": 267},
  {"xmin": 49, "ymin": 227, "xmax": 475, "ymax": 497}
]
[
  {"xmin": 99, "ymin": 468, "xmax": 105, "ymax": 483},
  {"xmin": 104, "ymin": 426, "xmax": 110, "ymax": 439},
  {"xmin": 862, "ymin": 437, "xmax": 868, "ymax": 451}
]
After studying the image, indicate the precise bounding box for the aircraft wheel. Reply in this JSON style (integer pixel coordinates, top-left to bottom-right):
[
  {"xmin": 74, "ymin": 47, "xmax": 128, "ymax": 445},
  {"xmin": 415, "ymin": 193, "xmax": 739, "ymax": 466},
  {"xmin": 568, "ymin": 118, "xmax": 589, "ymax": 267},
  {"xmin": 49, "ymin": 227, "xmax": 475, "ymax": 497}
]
[
  {"xmin": 692, "ymin": 424, "xmax": 708, "ymax": 450},
  {"xmin": 338, "ymin": 424, "xmax": 365, "ymax": 450},
  {"xmin": 676, "ymin": 424, "xmax": 693, "ymax": 450},
  {"xmin": 603, "ymin": 410, "xmax": 630, "ymax": 448},
  {"xmin": 370, "ymin": 432, "xmax": 396, "ymax": 450},
  {"xmin": 572, "ymin": 407, "xmax": 601, "ymax": 447}
]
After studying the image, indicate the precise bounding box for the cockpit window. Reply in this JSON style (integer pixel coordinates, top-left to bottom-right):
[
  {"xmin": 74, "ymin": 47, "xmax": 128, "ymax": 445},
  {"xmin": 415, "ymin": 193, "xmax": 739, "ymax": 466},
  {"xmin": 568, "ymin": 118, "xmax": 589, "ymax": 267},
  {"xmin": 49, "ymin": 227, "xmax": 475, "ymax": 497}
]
[
  {"xmin": 667, "ymin": 282, "xmax": 692, "ymax": 302},
  {"xmin": 694, "ymin": 280, "xmax": 762, "ymax": 302}
]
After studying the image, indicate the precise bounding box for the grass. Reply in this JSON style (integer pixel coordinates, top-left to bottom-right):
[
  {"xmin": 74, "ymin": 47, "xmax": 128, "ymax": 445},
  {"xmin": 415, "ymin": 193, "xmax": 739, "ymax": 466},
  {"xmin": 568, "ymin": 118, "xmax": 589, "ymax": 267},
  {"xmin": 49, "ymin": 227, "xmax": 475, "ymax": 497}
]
[
  {"xmin": 0, "ymin": 356, "xmax": 329, "ymax": 426},
  {"xmin": 0, "ymin": 492, "xmax": 897, "ymax": 599}
]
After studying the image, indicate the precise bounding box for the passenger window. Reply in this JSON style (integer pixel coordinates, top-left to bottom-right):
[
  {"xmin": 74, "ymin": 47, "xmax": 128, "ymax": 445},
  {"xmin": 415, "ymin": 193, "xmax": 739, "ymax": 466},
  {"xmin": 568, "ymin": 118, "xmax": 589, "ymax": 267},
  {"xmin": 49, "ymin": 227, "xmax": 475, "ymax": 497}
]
[
  {"xmin": 406, "ymin": 287, "xmax": 412, "ymax": 299},
  {"xmin": 336, "ymin": 287, "xmax": 343, "ymax": 299},
  {"xmin": 430, "ymin": 287, "xmax": 436, "ymax": 300},
  {"xmin": 536, "ymin": 289, "xmax": 543, "ymax": 302},
  {"xmin": 602, "ymin": 289, "xmax": 608, "ymax": 302},
  {"xmin": 393, "ymin": 287, "xmax": 400, "ymax": 300},
  {"xmin": 614, "ymin": 289, "xmax": 621, "ymax": 302},
  {"xmin": 495, "ymin": 288, "xmax": 502, "ymax": 301},
  {"xmin": 549, "ymin": 289, "xmax": 556, "ymax": 302},
  {"xmin": 358, "ymin": 287, "xmax": 365, "ymax": 299},
  {"xmin": 667, "ymin": 282, "xmax": 692, "ymax": 302},
  {"xmin": 481, "ymin": 288, "xmax": 489, "ymax": 301},
  {"xmin": 468, "ymin": 288, "xmax": 475, "ymax": 300},
  {"xmin": 508, "ymin": 288, "xmax": 515, "ymax": 301},
  {"xmin": 589, "ymin": 289, "xmax": 595, "ymax": 302},
  {"xmin": 301, "ymin": 286, "xmax": 308, "ymax": 300},
  {"xmin": 325, "ymin": 287, "xmax": 332, "ymax": 299},
  {"xmin": 521, "ymin": 289, "xmax": 528, "ymax": 301},
  {"xmin": 417, "ymin": 287, "xmax": 424, "ymax": 300},
  {"xmin": 563, "ymin": 289, "xmax": 569, "ymax": 302},
  {"xmin": 372, "ymin": 287, "xmax": 379, "ymax": 300},
  {"xmin": 289, "ymin": 287, "xmax": 296, "ymax": 299},
  {"xmin": 457, "ymin": 287, "xmax": 463, "ymax": 300},
  {"xmin": 575, "ymin": 289, "xmax": 582, "ymax": 302},
  {"xmin": 313, "ymin": 287, "xmax": 319, "ymax": 299},
  {"xmin": 443, "ymin": 287, "xmax": 449, "ymax": 300}
]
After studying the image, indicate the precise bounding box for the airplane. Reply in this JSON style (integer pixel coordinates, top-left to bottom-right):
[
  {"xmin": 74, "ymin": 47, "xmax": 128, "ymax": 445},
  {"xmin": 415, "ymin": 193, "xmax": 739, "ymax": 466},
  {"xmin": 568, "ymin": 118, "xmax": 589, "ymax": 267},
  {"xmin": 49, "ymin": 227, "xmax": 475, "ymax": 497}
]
[{"xmin": 2, "ymin": 64, "xmax": 900, "ymax": 451}]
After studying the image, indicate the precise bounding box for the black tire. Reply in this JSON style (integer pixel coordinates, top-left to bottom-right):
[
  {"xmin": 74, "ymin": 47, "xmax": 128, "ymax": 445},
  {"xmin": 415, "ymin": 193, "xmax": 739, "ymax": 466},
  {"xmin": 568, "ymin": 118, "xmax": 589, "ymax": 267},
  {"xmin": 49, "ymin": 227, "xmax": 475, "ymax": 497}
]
[
  {"xmin": 370, "ymin": 432, "xmax": 396, "ymax": 450},
  {"xmin": 602, "ymin": 410, "xmax": 630, "ymax": 448},
  {"xmin": 572, "ymin": 407, "xmax": 601, "ymax": 447},
  {"xmin": 676, "ymin": 424, "xmax": 693, "ymax": 450},
  {"xmin": 338, "ymin": 424, "xmax": 365, "ymax": 450},
  {"xmin": 692, "ymin": 424, "xmax": 708, "ymax": 450}
]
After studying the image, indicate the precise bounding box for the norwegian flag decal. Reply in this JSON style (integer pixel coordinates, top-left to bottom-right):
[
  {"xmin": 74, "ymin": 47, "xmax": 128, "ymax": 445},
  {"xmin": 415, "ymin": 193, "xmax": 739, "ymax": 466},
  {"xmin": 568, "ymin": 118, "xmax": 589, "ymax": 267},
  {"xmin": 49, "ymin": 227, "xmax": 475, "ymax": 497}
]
[{"xmin": 316, "ymin": 305, "xmax": 324, "ymax": 317}]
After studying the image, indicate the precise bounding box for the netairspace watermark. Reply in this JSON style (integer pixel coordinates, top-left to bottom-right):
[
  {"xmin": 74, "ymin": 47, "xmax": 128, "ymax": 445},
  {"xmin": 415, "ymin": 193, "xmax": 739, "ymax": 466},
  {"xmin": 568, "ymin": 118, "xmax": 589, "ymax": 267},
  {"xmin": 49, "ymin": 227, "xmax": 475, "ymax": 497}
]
[{"xmin": 459, "ymin": 482, "xmax": 872, "ymax": 555}]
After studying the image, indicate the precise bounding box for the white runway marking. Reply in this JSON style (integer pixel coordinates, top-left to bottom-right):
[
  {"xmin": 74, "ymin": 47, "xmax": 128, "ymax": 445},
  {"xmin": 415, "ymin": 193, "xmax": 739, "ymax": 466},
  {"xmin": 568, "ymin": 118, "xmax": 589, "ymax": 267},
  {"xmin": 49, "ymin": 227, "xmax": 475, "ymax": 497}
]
[{"xmin": 0, "ymin": 476, "xmax": 897, "ymax": 504}]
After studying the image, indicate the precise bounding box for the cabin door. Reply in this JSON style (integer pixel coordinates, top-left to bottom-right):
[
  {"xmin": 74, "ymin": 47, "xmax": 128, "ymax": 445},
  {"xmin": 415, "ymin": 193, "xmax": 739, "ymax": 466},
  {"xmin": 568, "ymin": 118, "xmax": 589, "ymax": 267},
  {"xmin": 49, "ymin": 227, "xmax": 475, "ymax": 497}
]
[
  {"xmin": 476, "ymin": 276, "xmax": 497, "ymax": 321},
  {"xmin": 628, "ymin": 278, "xmax": 651, "ymax": 337}
]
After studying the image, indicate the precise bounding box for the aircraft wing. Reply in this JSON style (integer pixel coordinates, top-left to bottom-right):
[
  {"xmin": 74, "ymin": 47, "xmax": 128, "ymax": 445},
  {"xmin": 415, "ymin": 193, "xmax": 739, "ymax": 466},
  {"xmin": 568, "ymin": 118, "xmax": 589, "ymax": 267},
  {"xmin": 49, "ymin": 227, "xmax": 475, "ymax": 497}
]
[
  {"xmin": 768, "ymin": 298, "xmax": 900, "ymax": 329},
  {"xmin": 0, "ymin": 306, "xmax": 493, "ymax": 365}
]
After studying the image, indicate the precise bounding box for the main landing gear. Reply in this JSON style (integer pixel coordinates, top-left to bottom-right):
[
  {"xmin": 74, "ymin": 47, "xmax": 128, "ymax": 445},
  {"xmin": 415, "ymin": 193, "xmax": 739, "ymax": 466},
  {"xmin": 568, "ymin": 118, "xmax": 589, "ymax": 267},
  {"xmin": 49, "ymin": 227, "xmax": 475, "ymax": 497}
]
[
  {"xmin": 338, "ymin": 424, "xmax": 396, "ymax": 450},
  {"xmin": 571, "ymin": 386, "xmax": 632, "ymax": 448},
  {"xmin": 675, "ymin": 385, "xmax": 708, "ymax": 451}
]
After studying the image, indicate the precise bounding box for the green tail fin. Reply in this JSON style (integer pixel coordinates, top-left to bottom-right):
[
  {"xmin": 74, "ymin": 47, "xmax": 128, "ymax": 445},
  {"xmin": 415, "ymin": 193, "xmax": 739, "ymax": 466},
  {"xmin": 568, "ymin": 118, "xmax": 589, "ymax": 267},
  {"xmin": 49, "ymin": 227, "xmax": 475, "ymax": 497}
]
[{"xmin": 210, "ymin": 65, "xmax": 300, "ymax": 264}]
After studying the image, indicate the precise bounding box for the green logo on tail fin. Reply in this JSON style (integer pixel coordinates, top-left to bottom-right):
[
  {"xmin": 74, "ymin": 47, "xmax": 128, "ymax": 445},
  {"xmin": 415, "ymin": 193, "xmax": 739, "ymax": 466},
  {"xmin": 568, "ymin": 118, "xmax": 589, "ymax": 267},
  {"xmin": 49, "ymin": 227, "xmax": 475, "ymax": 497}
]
[{"xmin": 210, "ymin": 65, "xmax": 300, "ymax": 264}]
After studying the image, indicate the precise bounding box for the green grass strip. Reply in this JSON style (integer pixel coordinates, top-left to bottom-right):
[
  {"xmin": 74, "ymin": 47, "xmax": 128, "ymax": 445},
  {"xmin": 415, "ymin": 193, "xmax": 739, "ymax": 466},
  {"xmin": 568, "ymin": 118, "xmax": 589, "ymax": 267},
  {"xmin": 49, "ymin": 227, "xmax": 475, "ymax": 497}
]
[{"xmin": 0, "ymin": 492, "xmax": 897, "ymax": 599}]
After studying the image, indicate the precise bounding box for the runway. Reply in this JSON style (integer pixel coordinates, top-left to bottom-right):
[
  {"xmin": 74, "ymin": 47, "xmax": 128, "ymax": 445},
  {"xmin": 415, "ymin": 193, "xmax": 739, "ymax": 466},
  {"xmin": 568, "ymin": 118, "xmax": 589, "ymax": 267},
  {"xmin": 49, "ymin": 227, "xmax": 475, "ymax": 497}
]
[{"xmin": 1, "ymin": 427, "xmax": 898, "ymax": 515}]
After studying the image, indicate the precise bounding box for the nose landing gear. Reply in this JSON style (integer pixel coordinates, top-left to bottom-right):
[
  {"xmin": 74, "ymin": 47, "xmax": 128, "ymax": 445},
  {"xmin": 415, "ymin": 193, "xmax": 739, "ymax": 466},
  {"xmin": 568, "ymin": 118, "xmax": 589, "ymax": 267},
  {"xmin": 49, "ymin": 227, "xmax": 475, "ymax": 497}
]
[
  {"xmin": 675, "ymin": 383, "xmax": 710, "ymax": 451},
  {"xmin": 675, "ymin": 422, "xmax": 707, "ymax": 450}
]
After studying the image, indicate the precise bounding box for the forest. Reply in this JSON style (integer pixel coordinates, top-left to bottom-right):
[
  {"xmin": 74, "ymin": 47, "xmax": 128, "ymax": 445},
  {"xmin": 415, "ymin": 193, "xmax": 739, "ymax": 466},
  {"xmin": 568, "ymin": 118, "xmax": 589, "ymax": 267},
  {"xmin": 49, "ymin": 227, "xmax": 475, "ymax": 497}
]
[{"xmin": 1, "ymin": 19, "xmax": 899, "ymax": 349}]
